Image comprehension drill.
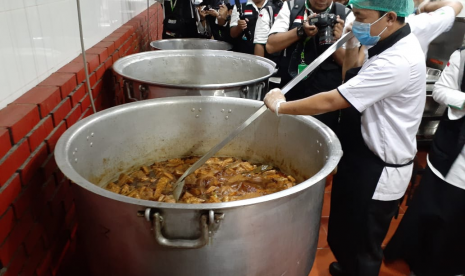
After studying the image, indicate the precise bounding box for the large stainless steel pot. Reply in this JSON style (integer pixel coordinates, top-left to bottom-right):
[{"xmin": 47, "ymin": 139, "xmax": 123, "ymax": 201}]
[
  {"xmin": 112, "ymin": 50, "xmax": 276, "ymax": 101},
  {"xmin": 150, "ymin": 39, "xmax": 233, "ymax": 51},
  {"xmin": 55, "ymin": 97, "xmax": 342, "ymax": 276}
]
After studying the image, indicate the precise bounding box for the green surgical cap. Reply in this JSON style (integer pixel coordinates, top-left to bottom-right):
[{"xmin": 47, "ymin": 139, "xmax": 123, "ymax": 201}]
[{"xmin": 348, "ymin": 0, "xmax": 414, "ymax": 17}]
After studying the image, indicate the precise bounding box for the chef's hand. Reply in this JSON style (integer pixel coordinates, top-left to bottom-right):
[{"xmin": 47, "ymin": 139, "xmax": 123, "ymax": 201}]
[
  {"xmin": 343, "ymin": 21, "xmax": 359, "ymax": 49},
  {"xmin": 333, "ymin": 15, "xmax": 344, "ymax": 40},
  {"xmin": 238, "ymin": 18, "xmax": 248, "ymax": 30},
  {"xmin": 264, "ymin": 89, "xmax": 286, "ymax": 115}
]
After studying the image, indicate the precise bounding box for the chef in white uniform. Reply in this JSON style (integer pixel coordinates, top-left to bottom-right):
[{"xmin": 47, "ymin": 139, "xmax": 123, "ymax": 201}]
[
  {"xmin": 384, "ymin": 44, "xmax": 465, "ymax": 276},
  {"xmin": 342, "ymin": 0, "xmax": 462, "ymax": 71},
  {"xmin": 264, "ymin": 0, "xmax": 425, "ymax": 275}
]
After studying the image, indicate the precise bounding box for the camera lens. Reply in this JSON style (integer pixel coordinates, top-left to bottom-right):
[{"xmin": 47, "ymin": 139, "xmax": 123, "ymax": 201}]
[{"xmin": 319, "ymin": 26, "xmax": 334, "ymax": 45}]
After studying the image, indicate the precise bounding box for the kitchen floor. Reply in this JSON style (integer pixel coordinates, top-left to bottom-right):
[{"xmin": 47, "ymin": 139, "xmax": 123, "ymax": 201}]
[
  {"xmin": 310, "ymin": 149, "xmax": 429, "ymax": 276},
  {"xmin": 310, "ymin": 177, "xmax": 411, "ymax": 276}
]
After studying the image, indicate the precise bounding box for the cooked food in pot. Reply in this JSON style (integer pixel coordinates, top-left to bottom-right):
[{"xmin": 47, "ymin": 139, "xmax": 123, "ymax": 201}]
[{"xmin": 105, "ymin": 157, "xmax": 298, "ymax": 203}]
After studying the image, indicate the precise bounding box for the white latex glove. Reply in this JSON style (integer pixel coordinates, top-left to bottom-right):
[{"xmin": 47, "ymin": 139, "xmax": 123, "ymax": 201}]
[
  {"xmin": 264, "ymin": 89, "xmax": 286, "ymax": 116},
  {"xmin": 343, "ymin": 21, "xmax": 360, "ymax": 49}
]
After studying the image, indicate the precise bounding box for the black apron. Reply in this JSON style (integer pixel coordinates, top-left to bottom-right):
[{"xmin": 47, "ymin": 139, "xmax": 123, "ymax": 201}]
[{"xmin": 328, "ymin": 25, "xmax": 414, "ymax": 276}]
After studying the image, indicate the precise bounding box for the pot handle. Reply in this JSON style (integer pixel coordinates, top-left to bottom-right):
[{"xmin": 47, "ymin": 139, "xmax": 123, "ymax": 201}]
[
  {"xmin": 257, "ymin": 82, "xmax": 266, "ymax": 101},
  {"xmin": 148, "ymin": 210, "xmax": 224, "ymax": 249},
  {"xmin": 125, "ymin": 81, "xmax": 138, "ymax": 102}
]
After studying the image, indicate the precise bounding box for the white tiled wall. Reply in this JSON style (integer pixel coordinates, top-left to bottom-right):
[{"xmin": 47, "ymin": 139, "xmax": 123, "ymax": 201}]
[{"xmin": 0, "ymin": 0, "xmax": 156, "ymax": 108}]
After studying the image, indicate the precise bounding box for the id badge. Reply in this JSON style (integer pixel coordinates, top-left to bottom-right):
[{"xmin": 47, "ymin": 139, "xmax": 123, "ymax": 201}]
[{"xmin": 298, "ymin": 63, "xmax": 308, "ymax": 80}]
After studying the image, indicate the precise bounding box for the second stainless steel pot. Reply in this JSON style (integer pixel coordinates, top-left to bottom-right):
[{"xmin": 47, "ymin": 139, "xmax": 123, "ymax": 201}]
[
  {"xmin": 150, "ymin": 38, "xmax": 233, "ymax": 51},
  {"xmin": 112, "ymin": 50, "xmax": 276, "ymax": 101}
]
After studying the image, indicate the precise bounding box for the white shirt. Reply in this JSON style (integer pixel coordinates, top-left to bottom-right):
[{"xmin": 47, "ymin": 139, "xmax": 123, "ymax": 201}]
[
  {"xmin": 427, "ymin": 49, "xmax": 465, "ymax": 190},
  {"xmin": 406, "ymin": 6, "xmax": 456, "ymax": 57},
  {"xmin": 254, "ymin": 5, "xmax": 274, "ymax": 44},
  {"xmin": 269, "ymin": 1, "xmax": 292, "ymax": 34},
  {"xmin": 338, "ymin": 33, "xmax": 426, "ymax": 201},
  {"xmin": 230, "ymin": 0, "xmax": 268, "ymax": 27}
]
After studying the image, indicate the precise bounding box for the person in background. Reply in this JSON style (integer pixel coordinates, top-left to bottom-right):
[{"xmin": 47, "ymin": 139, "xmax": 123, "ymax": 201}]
[
  {"xmin": 254, "ymin": 0, "xmax": 284, "ymax": 59},
  {"xmin": 265, "ymin": 0, "xmax": 352, "ymax": 131},
  {"xmin": 383, "ymin": 48, "xmax": 465, "ymax": 276},
  {"xmin": 264, "ymin": 1, "xmax": 425, "ymax": 275},
  {"xmin": 334, "ymin": 0, "xmax": 349, "ymax": 5},
  {"xmin": 197, "ymin": 4, "xmax": 214, "ymax": 38},
  {"xmin": 407, "ymin": 0, "xmax": 463, "ymax": 56},
  {"xmin": 198, "ymin": 0, "xmax": 226, "ymax": 39},
  {"xmin": 160, "ymin": 0, "xmax": 199, "ymax": 39},
  {"xmin": 214, "ymin": 3, "xmax": 236, "ymax": 43},
  {"xmin": 230, "ymin": 0, "xmax": 268, "ymax": 54}
]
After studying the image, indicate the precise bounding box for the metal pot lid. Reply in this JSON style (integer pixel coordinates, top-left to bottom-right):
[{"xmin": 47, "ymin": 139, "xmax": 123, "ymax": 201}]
[
  {"xmin": 150, "ymin": 39, "xmax": 233, "ymax": 51},
  {"xmin": 112, "ymin": 50, "xmax": 276, "ymax": 90}
]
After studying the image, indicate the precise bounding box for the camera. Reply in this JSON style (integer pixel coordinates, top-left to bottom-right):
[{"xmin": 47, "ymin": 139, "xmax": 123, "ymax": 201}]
[{"xmin": 308, "ymin": 13, "xmax": 338, "ymax": 46}]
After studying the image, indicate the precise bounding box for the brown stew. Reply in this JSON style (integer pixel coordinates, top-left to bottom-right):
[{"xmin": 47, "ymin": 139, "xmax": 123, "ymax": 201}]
[{"xmin": 105, "ymin": 157, "xmax": 298, "ymax": 203}]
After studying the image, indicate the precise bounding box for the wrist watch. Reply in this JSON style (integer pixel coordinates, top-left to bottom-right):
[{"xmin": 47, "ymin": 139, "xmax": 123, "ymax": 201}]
[{"xmin": 296, "ymin": 25, "xmax": 307, "ymax": 38}]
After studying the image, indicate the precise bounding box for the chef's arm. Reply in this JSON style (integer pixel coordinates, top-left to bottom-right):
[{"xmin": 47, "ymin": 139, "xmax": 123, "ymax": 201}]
[
  {"xmin": 419, "ymin": 0, "xmax": 463, "ymax": 15},
  {"xmin": 433, "ymin": 50, "xmax": 465, "ymax": 110},
  {"xmin": 265, "ymin": 89, "xmax": 351, "ymax": 115}
]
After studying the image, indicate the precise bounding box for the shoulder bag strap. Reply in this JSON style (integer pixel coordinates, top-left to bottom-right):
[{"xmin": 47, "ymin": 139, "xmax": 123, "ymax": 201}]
[{"xmin": 267, "ymin": 5, "xmax": 274, "ymax": 27}]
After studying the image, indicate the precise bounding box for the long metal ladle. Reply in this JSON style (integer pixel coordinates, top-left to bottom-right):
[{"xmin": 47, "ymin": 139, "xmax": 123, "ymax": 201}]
[{"xmin": 173, "ymin": 32, "xmax": 355, "ymax": 201}]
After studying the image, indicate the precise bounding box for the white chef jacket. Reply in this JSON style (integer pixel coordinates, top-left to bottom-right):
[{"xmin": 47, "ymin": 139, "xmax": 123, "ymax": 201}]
[
  {"xmin": 338, "ymin": 33, "xmax": 426, "ymax": 201},
  {"xmin": 406, "ymin": 6, "xmax": 456, "ymax": 57},
  {"xmin": 427, "ymin": 49, "xmax": 465, "ymax": 190},
  {"xmin": 269, "ymin": 2, "xmax": 354, "ymax": 47},
  {"xmin": 230, "ymin": 0, "xmax": 268, "ymax": 27}
]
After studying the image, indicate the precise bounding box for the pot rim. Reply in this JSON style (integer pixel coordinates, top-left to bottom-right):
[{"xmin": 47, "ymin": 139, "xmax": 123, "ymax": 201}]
[
  {"xmin": 150, "ymin": 39, "xmax": 233, "ymax": 51},
  {"xmin": 55, "ymin": 97, "xmax": 343, "ymax": 210},
  {"xmin": 112, "ymin": 50, "xmax": 276, "ymax": 89}
]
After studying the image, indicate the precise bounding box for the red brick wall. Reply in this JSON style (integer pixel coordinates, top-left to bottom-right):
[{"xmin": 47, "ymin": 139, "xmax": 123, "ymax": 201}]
[{"xmin": 0, "ymin": 4, "xmax": 163, "ymax": 276}]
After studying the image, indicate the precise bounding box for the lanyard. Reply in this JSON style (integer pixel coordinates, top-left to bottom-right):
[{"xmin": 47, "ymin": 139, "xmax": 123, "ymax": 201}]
[
  {"xmin": 301, "ymin": 37, "xmax": 311, "ymax": 63},
  {"xmin": 170, "ymin": 0, "xmax": 177, "ymax": 11}
]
